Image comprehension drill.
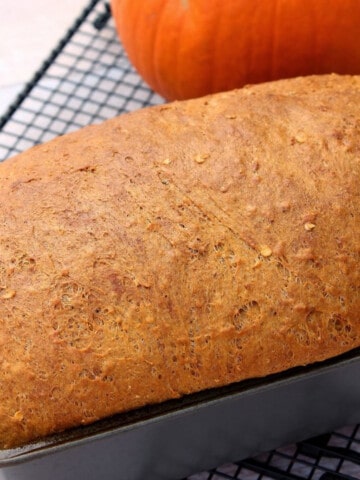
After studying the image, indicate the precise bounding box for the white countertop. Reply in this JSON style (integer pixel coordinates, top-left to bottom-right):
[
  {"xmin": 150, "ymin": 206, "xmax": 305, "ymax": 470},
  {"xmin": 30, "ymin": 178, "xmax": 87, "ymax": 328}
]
[{"xmin": 0, "ymin": 0, "xmax": 89, "ymax": 117}]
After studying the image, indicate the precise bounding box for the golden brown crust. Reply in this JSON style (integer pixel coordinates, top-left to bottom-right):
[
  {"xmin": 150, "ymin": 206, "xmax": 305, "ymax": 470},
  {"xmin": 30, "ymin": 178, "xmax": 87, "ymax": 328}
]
[{"xmin": 0, "ymin": 74, "xmax": 359, "ymax": 448}]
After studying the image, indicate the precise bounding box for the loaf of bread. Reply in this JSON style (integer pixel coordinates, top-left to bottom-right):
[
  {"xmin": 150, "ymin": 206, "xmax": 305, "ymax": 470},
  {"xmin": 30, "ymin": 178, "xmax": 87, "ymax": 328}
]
[{"xmin": 0, "ymin": 74, "xmax": 359, "ymax": 449}]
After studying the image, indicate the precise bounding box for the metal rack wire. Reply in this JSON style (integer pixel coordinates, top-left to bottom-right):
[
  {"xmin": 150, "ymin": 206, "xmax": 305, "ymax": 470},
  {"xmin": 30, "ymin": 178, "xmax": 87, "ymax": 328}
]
[
  {"xmin": 0, "ymin": 0, "xmax": 163, "ymax": 161},
  {"xmin": 0, "ymin": 1, "xmax": 359, "ymax": 478},
  {"xmin": 189, "ymin": 427, "xmax": 360, "ymax": 479}
]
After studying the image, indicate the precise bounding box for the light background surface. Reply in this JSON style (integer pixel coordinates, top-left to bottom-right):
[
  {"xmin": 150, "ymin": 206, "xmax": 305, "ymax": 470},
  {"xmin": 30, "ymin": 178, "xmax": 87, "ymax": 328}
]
[{"xmin": 0, "ymin": 0, "xmax": 89, "ymax": 116}]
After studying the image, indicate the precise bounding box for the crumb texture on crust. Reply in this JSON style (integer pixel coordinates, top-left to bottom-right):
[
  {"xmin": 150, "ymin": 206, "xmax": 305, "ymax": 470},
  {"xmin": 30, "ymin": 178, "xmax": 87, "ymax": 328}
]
[{"xmin": 0, "ymin": 74, "xmax": 359, "ymax": 448}]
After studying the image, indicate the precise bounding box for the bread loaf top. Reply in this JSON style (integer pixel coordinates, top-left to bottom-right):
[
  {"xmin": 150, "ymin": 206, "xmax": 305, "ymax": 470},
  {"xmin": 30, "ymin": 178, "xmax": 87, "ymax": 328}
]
[{"xmin": 0, "ymin": 74, "xmax": 359, "ymax": 448}]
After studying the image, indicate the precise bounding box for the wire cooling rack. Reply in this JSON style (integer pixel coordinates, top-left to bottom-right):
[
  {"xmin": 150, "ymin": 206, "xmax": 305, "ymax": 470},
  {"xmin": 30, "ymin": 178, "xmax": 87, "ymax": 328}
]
[
  {"xmin": 189, "ymin": 427, "xmax": 360, "ymax": 480},
  {"xmin": 0, "ymin": 1, "xmax": 359, "ymax": 479},
  {"xmin": 0, "ymin": 0, "xmax": 163, "ymax": 161}
]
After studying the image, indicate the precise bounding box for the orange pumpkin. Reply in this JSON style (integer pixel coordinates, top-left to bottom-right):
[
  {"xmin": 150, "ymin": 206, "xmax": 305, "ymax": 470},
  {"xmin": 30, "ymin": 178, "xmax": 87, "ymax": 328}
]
[{"xmin": 111, "ymin": 0, "xmax": 360, "ymax": 101}]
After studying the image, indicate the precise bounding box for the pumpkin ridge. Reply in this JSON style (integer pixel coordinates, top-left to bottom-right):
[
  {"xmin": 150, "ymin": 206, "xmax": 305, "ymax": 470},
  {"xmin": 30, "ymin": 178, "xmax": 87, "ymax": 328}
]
[
  {"xmin": 176, "ymin": 15, "xmax": 191, "ymax": 100},
  {"xmin": 152, "ymin": 1, "xmax": 169, "ymax": 98},
  {"xmin": 270, "ymin": 0, "xmax": 279, "ymax": 79},
  {"xmin": 210, "ymin": 0, "xmax": 224, "ymax": 95}
]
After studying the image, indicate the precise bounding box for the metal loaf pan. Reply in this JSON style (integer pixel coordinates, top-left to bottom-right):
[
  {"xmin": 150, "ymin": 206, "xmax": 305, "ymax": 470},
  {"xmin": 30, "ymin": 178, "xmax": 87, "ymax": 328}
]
[{"xmin": 0, "ymin": 348, "xmax": 359, "ymax": 480}]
